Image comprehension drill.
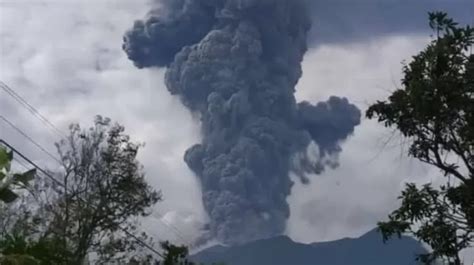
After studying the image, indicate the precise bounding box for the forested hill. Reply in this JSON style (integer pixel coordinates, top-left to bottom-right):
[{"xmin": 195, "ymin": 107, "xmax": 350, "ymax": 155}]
[{"xmin": 191, "ymin": 229, "xmax": 426, "ymax": 265}]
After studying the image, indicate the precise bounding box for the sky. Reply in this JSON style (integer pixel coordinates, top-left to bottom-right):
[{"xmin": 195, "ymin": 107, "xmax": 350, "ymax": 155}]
[{"xmin": 0, "ymin": 0, "xmax": 473, "ymax": 260}]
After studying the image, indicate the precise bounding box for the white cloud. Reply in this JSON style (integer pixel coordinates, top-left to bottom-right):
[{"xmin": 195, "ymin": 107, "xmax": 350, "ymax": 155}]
[
  {"xmin": 0, "ymin": 0, "xmax": 206, "ymax": 245},
  {"xmin": 288, "ymin": 36, "xmax": 444, "ymax": 242},
  {"xmin": 288, "ymin": 36, "xmax": 474, "ymax": 261}
]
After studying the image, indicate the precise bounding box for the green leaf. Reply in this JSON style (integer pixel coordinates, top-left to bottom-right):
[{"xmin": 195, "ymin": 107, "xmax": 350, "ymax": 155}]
[
  {"xmin": 0, "ymin": 148, "xmax": 9, "ymax": 168},
  {"xmin": 0, "ymin": 149, "xmax": 13, "ymax": 172},
  {"xmin": 0, "ymin": 254, "xmax": 40, "ymax": 265},
  {"xmin": 13, "ymin": 169, "xmax": 36, "ymax": 185},
  {"xmin": 0, "ymin": 171, "xmax": 5, "ymax": 181},
  {"xmin": 0, "ymin": 188, "xmax": 19, "ymax": 203},
  {"xmin": 5, "ymin": 151, "xmax": 12, "ymax": 172}
]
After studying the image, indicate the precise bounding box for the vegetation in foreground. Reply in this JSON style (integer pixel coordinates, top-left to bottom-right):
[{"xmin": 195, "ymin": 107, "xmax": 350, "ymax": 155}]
[{"xmin": 368, "ymin": 12, "xmax": 474, "ymax": 265}]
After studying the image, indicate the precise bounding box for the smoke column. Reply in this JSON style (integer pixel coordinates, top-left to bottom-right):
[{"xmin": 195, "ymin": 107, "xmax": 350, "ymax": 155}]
[{"xmin": 123, "ymin": 0, "xmax": 361, "ymax": 245}]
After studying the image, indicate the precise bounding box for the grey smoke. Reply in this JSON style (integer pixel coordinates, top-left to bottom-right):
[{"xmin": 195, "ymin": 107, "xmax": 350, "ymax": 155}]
[
  {"xmin": 123, "ymin": 0, "xmax": 361, "ymax": 245},
  {"xmin": 307, "ymin": 0, "xmax": 474, "ymax": 46}
]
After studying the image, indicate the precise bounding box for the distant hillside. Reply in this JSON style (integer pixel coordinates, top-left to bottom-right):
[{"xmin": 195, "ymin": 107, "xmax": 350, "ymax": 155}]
[{"xmin": 191, "ymin": 229, "xmax": 426, "ymax": 265}]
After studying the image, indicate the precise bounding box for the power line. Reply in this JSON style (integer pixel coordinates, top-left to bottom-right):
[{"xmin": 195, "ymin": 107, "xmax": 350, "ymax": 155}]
[
  {"xmin": 0, "ymin": 112, "xmax": 188, "ymax": 252},
  {"xmin": 0, "ymin": 139, "xmax": 63, "ymax": 186},
  {"xmin": 0, "ymin": 115, "xmax": 62, "ymax": 164},
  {"xmin": 0, "ymin": 114, "xmax": 189, "ymax": 247},
  {"xmin": 0, "ymin": 139, "xmax": 166, "ymax": 259},
  {"xmin": 0, "ymin": 115, "xmax": 190, "ymax": 250},
  {"xmin": 1, "ymin": 81, "xmax": 66, "ymax": 138},
  {"xmin": 122, "ymin": 229, "xmax": 165, "ymax": 259},
  {"xmin": 154, "ymin": 210, "xmax": 192, "ymax": 246},
  {"xmin": 0, "ymin": 80, "xmax": 188, "ymax": 254},
  {"xmin": 1, "ymin": 80, "xmax": 191, "ymax": 247}
]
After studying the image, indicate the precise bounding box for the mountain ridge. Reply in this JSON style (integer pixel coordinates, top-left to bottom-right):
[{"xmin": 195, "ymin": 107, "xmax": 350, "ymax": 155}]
[{"xmin": 191, "ymin": 228, "xmax": 426, "ymax": 265}]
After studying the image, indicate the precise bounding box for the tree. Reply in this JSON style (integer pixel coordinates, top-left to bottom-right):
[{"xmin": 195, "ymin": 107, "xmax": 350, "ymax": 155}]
[
  {"xmin": 0, "ymin": 147, "xmax": 41, "ymax": 264},
  {"xmin": 158, "ymin": 242, "xmax": 195, "ymax": 265},
  {"xmin": 38, "ymin": 115, "xmax": 162, "ymax": 264},
  {"xmin": 0, "ymin": 234, "xmax": 66, "ymax": 265},
  {"xmin": 367, "ymin": 12, "xmax": 474, "ymax": 265},
  {"xmin": 0, "ymin": 117, "xmax": 160, "ymax": 264},
  {"xmin": 157, "ymin": 242, "xmax": 225, "ymax": 265}
]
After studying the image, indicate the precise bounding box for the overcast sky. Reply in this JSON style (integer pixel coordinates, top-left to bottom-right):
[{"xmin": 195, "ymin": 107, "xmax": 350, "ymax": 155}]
[{"xmin": 1, "ymin": 0, "xmax": 473, "ymax": 259}]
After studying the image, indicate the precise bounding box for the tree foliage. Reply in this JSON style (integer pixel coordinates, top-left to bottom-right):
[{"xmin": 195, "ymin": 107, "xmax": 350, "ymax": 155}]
[
  {"xmin": 0, "ymin": 147, "xmax": 36, "ymax": 203},
  {"xmin": 367, "ymin": 12, "xmax": 474, "ymax": 265},
  {"xmin": 0, "ymin": 147, "xmax": 41, "ymax": 264},
  {"xmin": 157, "ymin": 242, "xmax": 225, "ymax": 265},
  {"xmin": 0, "ymin": 117, "xmax": 228, "ymax": 264},
  {"xmin": 0, "ymin": 235, "xmax": 67, "ymax": 265},
  {"xmin": 48, "ymin": 116, "xmax": 161, "ymax": 263},
  {"xmin": 158, "ymin": 242, "xmax": 195, "ymax": 265},
  {"xmin": 0, "ymin": 117, "xmax": 161, "ymax": 264}
]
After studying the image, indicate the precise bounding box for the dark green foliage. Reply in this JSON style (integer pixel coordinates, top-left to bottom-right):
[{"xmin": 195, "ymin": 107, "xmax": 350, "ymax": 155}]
[
  {"xmin": 377, "ymin": 183, "xmax": 473, "ymax": 264},
  {"xmin": 159, "ymin": 242, "xmax": 195, "ymax": 265},
  {"xmin": 157, "ymin": 242, "xmax": 225, "ymax": 265},
  {"xmin": 0, "ymin": 235, "xmax": 69, "ymax": 264},
  {"xmin": 367, "ymin": 12, "xmax": 474, "ymax": 265},
  {"xmin": 0, "ymin": 188, "xmax": 18, "ymax": 204},
  {"xmin": 0, "ymin": 255, "xmax": 38, "ymax": 265},
  {"xmin": 0, "ymin": 147, "xmax": 41, "ymax": 264},
  {"xmin": 367, "ymin": 12, "xmax": 474, "ymax": 177},
  {"xmin": 0, "ymin": 148, "xmax": 36, "ymax": 203}
]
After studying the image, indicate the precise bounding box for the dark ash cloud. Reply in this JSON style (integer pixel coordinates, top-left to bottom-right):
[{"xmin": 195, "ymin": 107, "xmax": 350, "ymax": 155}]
[
  {"xmin": 123, "ymin": 0, "xmax": 360, "ymax": 245},
  {"xmin": 308, "ymin": 0, "xmax": 474, "ymax": 46}
]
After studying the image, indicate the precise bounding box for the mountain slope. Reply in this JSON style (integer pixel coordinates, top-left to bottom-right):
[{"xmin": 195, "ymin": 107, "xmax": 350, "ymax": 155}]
[{"xmin": 191, "ymin": 229, "xmax": 426, "ymax": 265}]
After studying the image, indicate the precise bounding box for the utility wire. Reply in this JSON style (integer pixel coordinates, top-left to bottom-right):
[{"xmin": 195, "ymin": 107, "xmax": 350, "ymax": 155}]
[
  {"xmin": 154, "ymin": 210, "xmax": 191, "ymax": 246},
  {"xmin": 1, "ymin": 81, "xmax": 191, "ymax": 247},
  {"xmin": 122, "ymin": 229, "xmax": 165, "ymax": 259},
  {"xmin": 0, "ymin": 109, "xmax": 186, "ymax": 253},
  {"xmin": 1, "ymin": 81, "xmax": 66, "ymax": 138},
  {"xmin": 0, "ymin": 139, "xmax": 166, "ymax": 259},
  {"xmin": 0, "ymin": 115, "xmax": 189, "ymax": 247},
  {"xmin": 1, "ymin": 80, "xmax": 189, "ymax": 254},
  {"xmin": 0, "ymin": 139, "xmax": 62, "ymax": 186},
  {"xmin": 0, "ymin": 117, "xmax": 189, "ymax": 251},
  {"xmin": 0, "ymin": 115, "xmax": 62, "ymax": 164}
]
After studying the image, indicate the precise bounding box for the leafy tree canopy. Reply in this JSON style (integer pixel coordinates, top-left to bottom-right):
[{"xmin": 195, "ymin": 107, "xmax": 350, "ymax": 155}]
[{"xmin": 367, "ymin": 11, "xmax": 474, "ymax": 265}]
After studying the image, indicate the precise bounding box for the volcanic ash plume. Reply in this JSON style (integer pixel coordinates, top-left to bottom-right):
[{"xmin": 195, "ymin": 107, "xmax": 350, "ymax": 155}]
[{"xmin": 123, "ymin": 0, "xmax": 361, "ymax": 245}]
